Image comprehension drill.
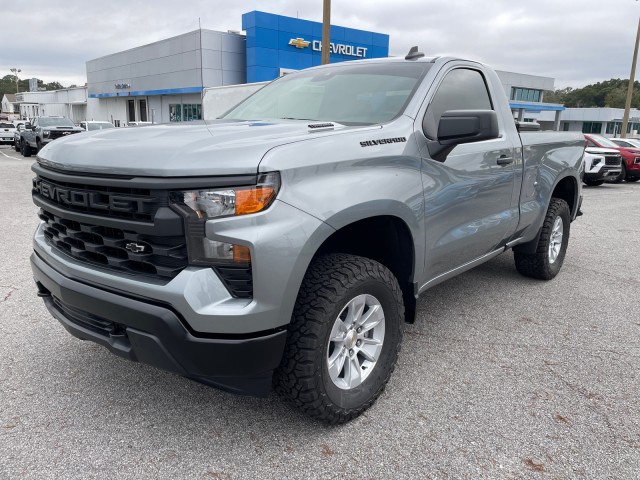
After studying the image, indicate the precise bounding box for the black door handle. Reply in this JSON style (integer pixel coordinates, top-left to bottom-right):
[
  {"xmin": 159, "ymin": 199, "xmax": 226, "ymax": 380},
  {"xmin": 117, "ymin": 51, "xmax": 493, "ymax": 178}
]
[{"xmin": 497, "ymin": 155, "xmax": 514, "ymax": 166}]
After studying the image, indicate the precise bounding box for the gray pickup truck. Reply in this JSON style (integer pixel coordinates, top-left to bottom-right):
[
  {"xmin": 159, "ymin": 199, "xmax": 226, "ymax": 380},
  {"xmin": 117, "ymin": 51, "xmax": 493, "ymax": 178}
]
[
  {"xmin": 30, "ymin": 53, "xmax": 584, "ymax": 424},
  {"xmin": 19, "ymin": 116, "xmax": 83, "ymax": 156}
]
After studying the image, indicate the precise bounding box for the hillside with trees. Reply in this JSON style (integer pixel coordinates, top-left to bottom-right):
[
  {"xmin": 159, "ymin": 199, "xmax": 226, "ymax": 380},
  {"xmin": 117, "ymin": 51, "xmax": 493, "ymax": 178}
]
[
  {"xmin": 0, "ymin": 75, "xmax": 72, "ymax": 97},
  {"xmin": 544, "ymin": 79, "xmax": 640, "ymax": 108}
]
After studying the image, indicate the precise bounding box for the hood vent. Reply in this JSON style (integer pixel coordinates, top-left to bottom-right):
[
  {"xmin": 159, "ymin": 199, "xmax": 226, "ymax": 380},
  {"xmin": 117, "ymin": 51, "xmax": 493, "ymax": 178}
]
[{"xmin": 308, "ymin": 123, "xmax": 335, "ymax": 131}]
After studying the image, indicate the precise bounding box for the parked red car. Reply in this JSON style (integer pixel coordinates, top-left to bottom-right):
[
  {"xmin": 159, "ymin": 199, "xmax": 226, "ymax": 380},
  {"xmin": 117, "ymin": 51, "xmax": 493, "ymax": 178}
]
[{"xmin": 584, "ymin": 134, "xmax": 640, "ymax": 183}]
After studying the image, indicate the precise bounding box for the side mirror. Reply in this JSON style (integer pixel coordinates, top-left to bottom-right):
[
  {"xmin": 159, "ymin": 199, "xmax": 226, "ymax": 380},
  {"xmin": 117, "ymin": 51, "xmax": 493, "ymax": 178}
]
[{"xmin": 427, "ymin": 110, "xmax": 499, "ymax": 162}]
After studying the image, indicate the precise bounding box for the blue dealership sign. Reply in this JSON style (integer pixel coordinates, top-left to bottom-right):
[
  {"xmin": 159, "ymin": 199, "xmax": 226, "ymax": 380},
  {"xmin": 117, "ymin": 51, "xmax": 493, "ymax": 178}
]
[{"xmin": 242, "ymin": 11, "xmax": 389, "ymax": 83}]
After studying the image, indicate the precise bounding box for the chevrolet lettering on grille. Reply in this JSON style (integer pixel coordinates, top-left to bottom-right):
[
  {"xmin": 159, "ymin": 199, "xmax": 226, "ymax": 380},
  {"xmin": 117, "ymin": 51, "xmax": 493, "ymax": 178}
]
[{"xmin": 33, "ymin": 178, "xmax": 152, "ymax": 214}]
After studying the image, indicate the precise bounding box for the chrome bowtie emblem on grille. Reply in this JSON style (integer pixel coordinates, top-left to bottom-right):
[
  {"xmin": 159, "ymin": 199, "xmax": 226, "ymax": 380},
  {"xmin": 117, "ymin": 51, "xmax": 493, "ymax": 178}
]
[
  {"xmin": 125, "ymin": 242, "xmax": 146, "ymax": 253},
  {"xmin": 62, "ymin": 132, "xmax": 71, "ymax": 135}
]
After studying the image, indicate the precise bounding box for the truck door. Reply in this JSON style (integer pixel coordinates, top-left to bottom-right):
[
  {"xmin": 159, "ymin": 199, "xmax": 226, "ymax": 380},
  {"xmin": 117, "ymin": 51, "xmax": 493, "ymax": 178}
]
[{"xmin": 415, "ymin": 64, "xmax": 519, "ymax": 283}]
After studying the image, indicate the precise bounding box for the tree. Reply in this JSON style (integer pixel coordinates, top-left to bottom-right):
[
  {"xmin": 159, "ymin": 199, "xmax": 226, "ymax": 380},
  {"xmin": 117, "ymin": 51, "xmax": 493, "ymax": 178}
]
[{"xmin": 544, "ymin": 79, "xmax": 640, "ymax": 109}]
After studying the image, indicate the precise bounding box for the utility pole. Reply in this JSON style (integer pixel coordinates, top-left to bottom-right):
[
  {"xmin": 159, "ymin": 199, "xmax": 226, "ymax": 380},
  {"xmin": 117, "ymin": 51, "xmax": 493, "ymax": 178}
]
[
  {"xmin": 10, "ymin": 68, "xmax": 21, "ymax": 93},
  {"xmin": 621, "ymin": 17, "xmax": 640, "ymax": 138},
  {"xmin": 321, "ymin": 0, "xmax": 331, "ymax": 65}
]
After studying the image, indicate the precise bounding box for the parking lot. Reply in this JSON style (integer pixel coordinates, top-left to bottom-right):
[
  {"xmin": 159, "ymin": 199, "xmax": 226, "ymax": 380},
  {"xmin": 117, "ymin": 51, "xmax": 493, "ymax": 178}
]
[{"xmin": 0, "ymin": 143, "xmax": 638, "ymax": 479}]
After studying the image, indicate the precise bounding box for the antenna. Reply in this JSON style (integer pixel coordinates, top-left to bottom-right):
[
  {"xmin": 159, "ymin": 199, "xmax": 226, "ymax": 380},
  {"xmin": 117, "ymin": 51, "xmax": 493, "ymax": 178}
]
[{"xmin": 405, "ymin": 46, "xmax": 425, "ymax": 60}]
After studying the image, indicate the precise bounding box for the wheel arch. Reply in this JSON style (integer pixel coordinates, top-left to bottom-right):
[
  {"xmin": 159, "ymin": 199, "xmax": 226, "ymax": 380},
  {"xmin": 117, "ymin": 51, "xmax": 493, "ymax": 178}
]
[{"xmin": 311, "ymin": 212, "xmax": 418, "ymax": 323}]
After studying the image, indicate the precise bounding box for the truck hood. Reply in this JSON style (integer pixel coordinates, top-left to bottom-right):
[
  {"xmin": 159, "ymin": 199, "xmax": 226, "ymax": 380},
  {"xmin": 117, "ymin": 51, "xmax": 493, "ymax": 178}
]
[
  {"xmin": 37, "ymin": 120, "xmax": 378, "ymax": 177},
  {"xmin": 585, "ymin": 147, "xmax": 620, "ymax": 155}
]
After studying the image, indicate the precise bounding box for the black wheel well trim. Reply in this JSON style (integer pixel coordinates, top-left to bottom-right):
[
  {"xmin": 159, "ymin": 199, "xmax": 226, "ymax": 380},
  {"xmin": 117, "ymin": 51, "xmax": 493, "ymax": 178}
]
[
  {"xmin": 311, "ymin": 214, "xmax": 418, "ymax": 323},
  {"xmin": 513, "ymin": 184, "xmax": 575, "ymax": 254}
]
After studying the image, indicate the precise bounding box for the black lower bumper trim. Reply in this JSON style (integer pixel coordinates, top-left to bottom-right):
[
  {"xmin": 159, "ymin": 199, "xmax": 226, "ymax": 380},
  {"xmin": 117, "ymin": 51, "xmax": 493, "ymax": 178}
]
[{"xmin": 31, "ymin": 252, "xmax": 287, "ymax": 396}]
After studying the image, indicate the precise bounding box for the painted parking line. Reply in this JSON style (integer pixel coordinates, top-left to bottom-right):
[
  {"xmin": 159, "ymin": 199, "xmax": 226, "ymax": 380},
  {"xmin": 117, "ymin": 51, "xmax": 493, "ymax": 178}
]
[{"xmin": 0, "ymin": 149, "xmax": 23, "ymax": 159}]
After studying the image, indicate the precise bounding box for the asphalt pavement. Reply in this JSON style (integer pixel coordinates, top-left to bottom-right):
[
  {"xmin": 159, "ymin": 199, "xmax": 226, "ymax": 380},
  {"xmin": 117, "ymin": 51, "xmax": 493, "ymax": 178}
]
[{"xmin": 0, "ymin": 144, "xmax": 638, "ymax": 479}]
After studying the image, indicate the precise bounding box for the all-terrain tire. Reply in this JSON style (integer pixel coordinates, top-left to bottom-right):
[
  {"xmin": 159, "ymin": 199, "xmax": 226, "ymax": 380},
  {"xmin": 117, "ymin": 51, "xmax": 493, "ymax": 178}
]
[
  {"xmin": 21, "ymin": 141, "xmax": 31, "ymax": 157},
  {"xmin": 625, "ymin": 176, "xmax": 640, "ymax": 182},
  {"xmin": 274, "ymin": 254, "xmax": 404, "ymax": 424},
  {"xmin": 14, "ymin": 140, "xmax": 20, "ymax": 152},
  {"xmin": 514, "ymin": 198, "xmax": 571, "ymax": 280}
]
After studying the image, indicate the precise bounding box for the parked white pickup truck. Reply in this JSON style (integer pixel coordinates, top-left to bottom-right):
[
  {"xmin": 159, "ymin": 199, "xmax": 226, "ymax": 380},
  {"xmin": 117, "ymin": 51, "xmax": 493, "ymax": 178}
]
[
  {"xmin": 582, "ymin": 147, "xmax": 622, "ymax": 186},
  {"xmin": 0, "ymin": 122, "xmax": 16, "ymax": 144}
]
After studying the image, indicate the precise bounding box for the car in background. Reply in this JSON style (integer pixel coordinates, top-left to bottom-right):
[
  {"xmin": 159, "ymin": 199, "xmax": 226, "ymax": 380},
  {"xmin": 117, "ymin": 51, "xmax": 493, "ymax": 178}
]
[
  {"xmin": 79, "ymin": 121, "xmax": 115, "ymax": 131},
  {"xmin": 582, "ymin": 147, "xmax": 622, "ymax": 186},
  {"xmin": 610, "ymin": 137, "xmax": 640, "ymax": 149},
  {"xmin": 0, "ymin": 122, "xmax": 16, "ymax": 144},
  {"xmin": 584, "ymin": 134, "xmax": 640, "ymax": 183}
]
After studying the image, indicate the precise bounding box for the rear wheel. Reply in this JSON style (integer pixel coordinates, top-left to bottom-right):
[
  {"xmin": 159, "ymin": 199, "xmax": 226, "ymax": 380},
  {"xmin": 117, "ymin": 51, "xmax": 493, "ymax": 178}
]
[
  {"xmin": 21, "ymin": 141, "xmax": 31, "ymax": 157},
  {"xmin": 514, "ymin": 198, "xmax": 570, "ymax": 280},
  {"xmin": 274, "ymin": 254, "xmax": 404, "ymax": 424}
]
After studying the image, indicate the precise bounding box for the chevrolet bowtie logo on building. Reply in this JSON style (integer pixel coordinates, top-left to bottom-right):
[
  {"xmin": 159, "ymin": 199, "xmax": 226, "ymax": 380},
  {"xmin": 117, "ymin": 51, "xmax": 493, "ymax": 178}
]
[
  {"xmin": 287, "ymin": 37, "xmax": 368, "ymax": 58},
  {"xmin": 288, "ymin": 37, "xmax": 310, "ymax": 49}
]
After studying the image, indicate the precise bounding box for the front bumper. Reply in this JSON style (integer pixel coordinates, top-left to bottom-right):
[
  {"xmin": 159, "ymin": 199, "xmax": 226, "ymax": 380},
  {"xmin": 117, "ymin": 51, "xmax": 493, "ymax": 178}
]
[
  {"xmin": 31, "ymin": 251, "xmax": 287, "ymax": 396},
  {"xmin": 584, "ymin": 166, "xmax": 620, "ymax": 182}
]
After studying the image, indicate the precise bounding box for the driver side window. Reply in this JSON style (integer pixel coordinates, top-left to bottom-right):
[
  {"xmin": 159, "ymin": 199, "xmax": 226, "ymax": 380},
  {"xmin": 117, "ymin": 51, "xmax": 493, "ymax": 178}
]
[{"xmin": 424, "ymin": 68, "xmax": 493, "ymax": 138}]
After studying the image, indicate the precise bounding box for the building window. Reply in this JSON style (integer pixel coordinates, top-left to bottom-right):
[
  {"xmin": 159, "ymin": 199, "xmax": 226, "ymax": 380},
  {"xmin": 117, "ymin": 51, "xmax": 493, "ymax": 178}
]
[
  {"xmin": 169, "ymin": 103, "xmax": 202, "ymax": 122},
  {"xmin": 127, "ymin": 100, "xmax": 135, "ymax": 122},
  {"xmin": 139, "ymin": 99, "xmax": 147, "ymax": 122},
  {"xmin": 582, "ymin": 122, "xmax": 602, "ymax": 134},
  {"xmin": 563, "ymin": 122, "xmax": 570, "ymax": 131},
  {"xmin": 510, "ymin": 87, "xmax": 541, "ymax": 103}
]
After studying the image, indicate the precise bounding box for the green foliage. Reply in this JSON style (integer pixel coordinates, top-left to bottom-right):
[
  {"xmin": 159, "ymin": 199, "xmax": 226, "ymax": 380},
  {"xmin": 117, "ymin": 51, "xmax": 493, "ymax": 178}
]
[
  {"xmin": 0, "ymin": 75, "xmax": 69, "ymax": 98},
  {"xmin": 544, "ymin": 79, "xmax": 640, "ymax": 108}
]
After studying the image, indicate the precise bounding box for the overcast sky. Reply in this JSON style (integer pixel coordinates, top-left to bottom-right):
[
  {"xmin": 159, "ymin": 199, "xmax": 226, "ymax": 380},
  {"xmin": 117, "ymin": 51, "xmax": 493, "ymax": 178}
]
[{"xmin": 3, "ymin": 0, "xmax": 639, "ymax": 90}]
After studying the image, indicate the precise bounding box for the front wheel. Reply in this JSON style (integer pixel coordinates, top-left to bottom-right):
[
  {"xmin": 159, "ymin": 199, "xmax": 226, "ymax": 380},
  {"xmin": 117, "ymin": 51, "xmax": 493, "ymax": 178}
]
[
  {"xmin": 514, "ymin": 198, "xmax": 571, "ymax": 280},
  {"xmin": 21, "ymin": 141, "xmax": 31, "ymax": 157},
  {"xmin": 14, "ymin": 140, "xmax": 20, "ymax": 152},
  {"xmin": 625, "ymin": 176, "xmax": 640, "ymax": 183},
  {"xmin": 274, "ymin": 254, "xmax": 404, "ymax": 424}
]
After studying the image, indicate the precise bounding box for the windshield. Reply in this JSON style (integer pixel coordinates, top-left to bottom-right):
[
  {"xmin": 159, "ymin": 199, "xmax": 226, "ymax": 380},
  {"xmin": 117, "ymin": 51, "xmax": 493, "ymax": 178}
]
[
  {"xmin": 88, "ymin": 123, "xmax": 114, "ymax": 131},
  {"xmin": 590, "ymin": 134, "xmax": 620, "ymax": 148},
  {"xmin": 38, "ymin": 118, "xmax": 75, "ymax": 127},
  {"xmin": 613, "ymin": 138, "xmax": 640, "ymax": 148},
  {"xmin": 223, "ymin": 63, "xmax": 431, "ymax": 125}
]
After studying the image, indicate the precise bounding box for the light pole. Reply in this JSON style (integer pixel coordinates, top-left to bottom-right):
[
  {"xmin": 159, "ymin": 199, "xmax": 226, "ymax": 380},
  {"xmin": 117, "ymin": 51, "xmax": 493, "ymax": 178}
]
[
  {"xmin": 621, "ymin": 17, "xmax": 640, "ymax": 138},
  {"xmin": 10, "ymin": 68, "xmax": 21, "ymax": 93},
  {"xmin": 321, "ymin": 0, "xmax": 331, "ymax": 65}
]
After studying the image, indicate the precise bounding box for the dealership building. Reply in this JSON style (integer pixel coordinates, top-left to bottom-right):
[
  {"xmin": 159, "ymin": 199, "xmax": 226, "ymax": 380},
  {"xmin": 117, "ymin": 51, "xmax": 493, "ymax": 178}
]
[{"xmin": 0, "ymin": 10, "xmax": 562, "ymax": 128}]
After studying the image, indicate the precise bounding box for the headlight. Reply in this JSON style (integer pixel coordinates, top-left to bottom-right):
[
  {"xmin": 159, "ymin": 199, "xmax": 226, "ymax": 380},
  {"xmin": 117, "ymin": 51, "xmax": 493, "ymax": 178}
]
[
  {"xmin": 170, "ymin": 172, "xmax": 280, "ymax": 266},
  {"xmin": 43, "ymin": 130, "xmax": 50, "ymax": 138}
]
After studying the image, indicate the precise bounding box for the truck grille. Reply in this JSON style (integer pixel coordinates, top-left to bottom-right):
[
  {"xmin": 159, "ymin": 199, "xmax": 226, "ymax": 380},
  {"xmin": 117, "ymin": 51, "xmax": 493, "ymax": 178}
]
[
  {"xmin": 32, "ymin": 166, "xmax": 255, "ymax": 297},
  {"xmin": 39, "ymin": 209, "xmax": 188, "ymax": 279},
  {"xmin": 32, "ymin": 176, "xmax": 160, "ymax": 221},
  {"xmin": 49, "ymin": 130, "xmax": 82, "ymax": 140},
  {"xmin": 605, "ymin": 155, "xmax": 622, "ymax": 166}
]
